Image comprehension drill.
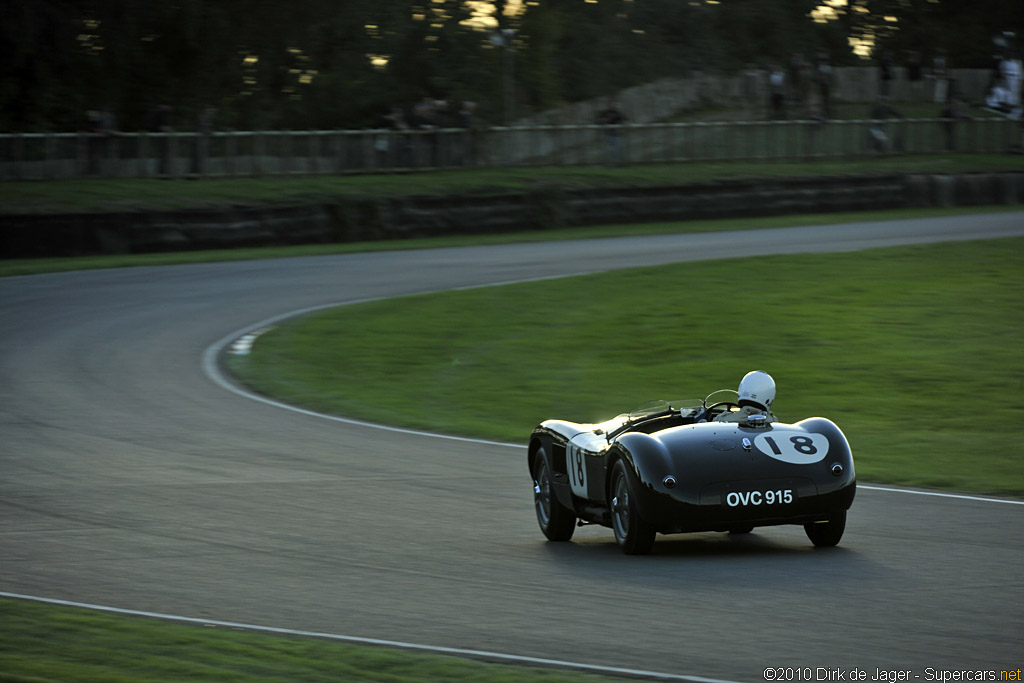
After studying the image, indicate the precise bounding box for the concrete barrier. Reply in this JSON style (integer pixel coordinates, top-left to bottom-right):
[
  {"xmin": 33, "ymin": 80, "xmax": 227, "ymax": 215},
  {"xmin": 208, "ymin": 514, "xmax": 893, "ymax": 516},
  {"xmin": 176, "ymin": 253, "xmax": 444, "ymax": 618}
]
[
  {"xmin": 2, "ymin": 205, "xmax": 333, "ymax": 258},
  {"xmin": 2, "ymin": 172, "xmax": 1020, "ymax": 258}
]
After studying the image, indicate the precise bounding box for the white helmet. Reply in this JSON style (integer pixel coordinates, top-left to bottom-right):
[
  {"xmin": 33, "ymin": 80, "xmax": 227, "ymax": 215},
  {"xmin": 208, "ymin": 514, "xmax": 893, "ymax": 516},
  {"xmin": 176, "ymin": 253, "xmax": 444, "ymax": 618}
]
[{"xmin": 737, "ymin": 371, "xmax": 775, "ymax": 411}]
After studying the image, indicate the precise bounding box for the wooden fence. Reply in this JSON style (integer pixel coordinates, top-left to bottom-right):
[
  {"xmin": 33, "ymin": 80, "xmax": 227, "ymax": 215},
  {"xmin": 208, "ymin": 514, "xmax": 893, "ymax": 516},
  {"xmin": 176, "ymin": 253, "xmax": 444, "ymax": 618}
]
[{"xmin": 1, "ymin": 117, "xmax": 1019, "ymax": 181}]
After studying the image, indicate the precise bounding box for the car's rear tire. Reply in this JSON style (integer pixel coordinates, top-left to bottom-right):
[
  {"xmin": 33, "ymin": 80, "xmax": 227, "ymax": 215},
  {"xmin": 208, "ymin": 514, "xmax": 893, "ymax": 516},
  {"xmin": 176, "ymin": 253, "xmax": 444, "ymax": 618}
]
[
  {"xmin": 729, "ymin": 526, "xmax": 754, "ymax": 535},
  {"xmin": 804, "ymin": 510, "xmax": 846, "ymax": 547},
  {"xmin": 533, "ymin": 449, "xmax": 576, "ymax": 542},
  {"xmin": 609, "ymin": 460, "xmax": 656, "ymax": 555}
]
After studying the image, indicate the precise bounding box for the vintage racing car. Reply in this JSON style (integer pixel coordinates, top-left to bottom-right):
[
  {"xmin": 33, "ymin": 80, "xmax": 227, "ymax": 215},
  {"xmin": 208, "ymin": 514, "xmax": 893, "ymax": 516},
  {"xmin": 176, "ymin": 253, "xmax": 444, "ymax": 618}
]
[{"xmin": 528, "ymin": 387, "xmax": 855, "ymax": 554}]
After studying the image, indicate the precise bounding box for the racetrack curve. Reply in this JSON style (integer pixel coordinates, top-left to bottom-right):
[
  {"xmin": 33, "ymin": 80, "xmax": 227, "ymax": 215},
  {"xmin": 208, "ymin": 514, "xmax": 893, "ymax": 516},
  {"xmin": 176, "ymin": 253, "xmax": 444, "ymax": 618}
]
[{"xmin": 2, "ymin": 213, "xmax": 1023, "ymax": 682}]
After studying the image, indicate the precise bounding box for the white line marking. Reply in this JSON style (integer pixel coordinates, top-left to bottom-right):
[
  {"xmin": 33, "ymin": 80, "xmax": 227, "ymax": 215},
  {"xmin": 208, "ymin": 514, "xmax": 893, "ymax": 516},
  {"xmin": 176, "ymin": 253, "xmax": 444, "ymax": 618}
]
[
  {"xmin": 858, "ymin": 485, "xmax": 1024, "ymax": 505},
  {"xmin": 228, "ymin": 327, "xmax": 273, "ymax": 355},
  {"xmin": 0, "ymin": 591, "xmax": 735, "ymax": 683},
  {"xmin": 202, "ymin": 275, "xmax": 594, "ymax": 450},
  {"xmin": 202, "ymin": 295, "xmax": 1024, "ymax": 507}
]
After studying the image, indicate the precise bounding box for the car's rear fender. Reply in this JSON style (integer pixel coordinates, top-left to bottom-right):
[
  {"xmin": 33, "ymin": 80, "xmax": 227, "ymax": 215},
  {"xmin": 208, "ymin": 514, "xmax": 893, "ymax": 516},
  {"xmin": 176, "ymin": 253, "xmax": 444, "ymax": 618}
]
[
  {"xmin": 608, "ymin": 432, "xmax": 693, "ymax": 508},
  {"xmin": 792, "ymin": 416, "xmax": 856, "ymax": 490}
]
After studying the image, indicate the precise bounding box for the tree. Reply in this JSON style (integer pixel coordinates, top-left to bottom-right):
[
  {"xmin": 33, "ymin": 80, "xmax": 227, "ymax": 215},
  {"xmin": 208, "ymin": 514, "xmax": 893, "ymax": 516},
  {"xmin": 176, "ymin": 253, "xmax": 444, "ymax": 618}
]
[{"xmin": 2, "ymin": 0, "xmax": 1021, "ymax": 132}]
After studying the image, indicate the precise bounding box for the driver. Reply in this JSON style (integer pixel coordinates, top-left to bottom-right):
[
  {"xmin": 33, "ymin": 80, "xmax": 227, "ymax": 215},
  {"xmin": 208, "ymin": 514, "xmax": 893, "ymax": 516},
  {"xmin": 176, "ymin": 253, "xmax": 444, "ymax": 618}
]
[{"xmin": 715, "ymin": 370, "xmax": 777, "ymax": 423}]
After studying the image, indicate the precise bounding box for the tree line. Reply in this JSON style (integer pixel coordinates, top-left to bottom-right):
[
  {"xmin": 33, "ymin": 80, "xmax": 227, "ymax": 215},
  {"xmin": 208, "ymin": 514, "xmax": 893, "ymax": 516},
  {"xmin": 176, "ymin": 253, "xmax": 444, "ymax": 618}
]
[{"xmin": 1, "ymin": 0, "xmax": 1020, "ymax": 133}]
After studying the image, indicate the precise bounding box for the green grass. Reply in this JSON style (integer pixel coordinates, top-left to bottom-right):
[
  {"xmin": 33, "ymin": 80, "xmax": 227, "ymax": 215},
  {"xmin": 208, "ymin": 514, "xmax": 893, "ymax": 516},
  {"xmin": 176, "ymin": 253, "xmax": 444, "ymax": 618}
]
[
  {"xmin": 0, "ymin": 597, "xmax": 622, "ymax": 682},
  {"xmin": 227, "ymin": 237, "xmax": 1024, "ymax": 497},
  {"xmin": 3, "ymin": 204, "xmax": 1022, "ymax": 278},
  {"xmin": 3, "ymin": 154, "xmax": 1023, "ymax": 215}
]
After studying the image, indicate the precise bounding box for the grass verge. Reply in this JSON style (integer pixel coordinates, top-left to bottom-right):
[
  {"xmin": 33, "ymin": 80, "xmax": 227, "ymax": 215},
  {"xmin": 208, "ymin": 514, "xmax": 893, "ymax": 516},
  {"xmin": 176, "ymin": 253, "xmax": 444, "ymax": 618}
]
[
  {"xmin": 0, "ymin": 597, "xmax": 623, "ymax": 682},
  {"xmin": 227, "ymin": 236, "xmax": 1024, "ymax": 497}
]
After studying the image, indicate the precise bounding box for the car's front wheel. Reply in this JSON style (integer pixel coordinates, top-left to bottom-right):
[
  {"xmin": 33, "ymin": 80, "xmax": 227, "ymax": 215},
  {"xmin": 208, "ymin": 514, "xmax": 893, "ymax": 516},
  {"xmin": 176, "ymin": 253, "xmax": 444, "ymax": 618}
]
[
  {"xmin": 804, "ymin": 510, "xmax": 846, "ymax": 547},
  {"xmin": 533, "ymin": 449, "xmax": 576, "ymax": 542},
  {"xmin": 609, "ymin": 460, "xmax": 656, "ymax": 555}
]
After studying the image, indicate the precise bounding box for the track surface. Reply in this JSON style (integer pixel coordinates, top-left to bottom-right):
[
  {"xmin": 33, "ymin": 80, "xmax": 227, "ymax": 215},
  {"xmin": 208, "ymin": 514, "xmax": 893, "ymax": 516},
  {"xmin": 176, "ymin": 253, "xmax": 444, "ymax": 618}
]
[{"xmin": 2, "ymin": 214, "xmax": 1023, "ymax": 681}]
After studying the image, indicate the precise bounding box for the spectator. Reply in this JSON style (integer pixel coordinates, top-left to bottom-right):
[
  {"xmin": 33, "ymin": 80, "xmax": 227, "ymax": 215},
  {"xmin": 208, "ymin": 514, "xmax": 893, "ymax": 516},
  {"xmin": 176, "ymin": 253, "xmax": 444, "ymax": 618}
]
[
  {"xmin": 431, "ymin": 99, "xmax": 451, "ymax": 165},
  {"xmin": 983, "ymin": 53, "xmax": 1022, "ymax": 117},
  {"xmin": 83, "ymin": 110, "xmax": 102, "ymax": 175},
  {"xmin": 1003, "ymin": 50, "xmax": 1023, "ymax": 115},
  {"xmin": 931, "ymin": 49, "xmax": 950, "ymax": 104},
  {"xmin": 409, "ymin": 96, "xmax": 436, "ymax": 130},
  {"xmin": 907, "ymin": 51, "xmax": 924, "ymax": 101},
  {"xmin": 457, "ymin": 100, "xmax": 476, "ymax": 129},
  {"xmin": 98, "ymin": 105, "xmax": 118, "ymax": 137},
  {"xmin": 456, "ymin": 100, "xmax": 477, "ymax": 166},
  {"xmin": 97, "ymin": 105, "xmax": 119, "ymax": 175},
  {"xmin": 768, "ymin": 64, "xmax": 786, "ymax": 119},
  {"xmin": 803, "ymin": 103, "xmax": 828, "ymax": 155},
  {"xmin": 787, "ymin": 53, "xmax": 806, "ymax": 106},
  {"xmin": 193, "ymin": 106, "xmax": 216, "ymax": 176},
  {"xmin": 375, "ymin": 105, "xmax": 409, "ymax": 168},
  {"xmin": 742, "ymin": 63, "xmax": 764, "ymax": 119},
  {"xmin": 867, "ymin": 96, "xmax": 903, "ymax": 153},
  {"xmin": 595, "ymin": 100, "xmax": 628, "ymax": 166},
  {"xmin": 814, "ymin": 51, "xmax": 834, "ymax": 119},
  {"xmin": 939, "ymin": 99, "xmax": 971, "ymax": 150},
  {"xmin": 879, "ymin": 51, "xmax": 894, "ymax": 99},
  {"xmin": 82, "ymin": 105, "xmax": 119, "ymax": 175},
  {"xmin": 146, "ymin": 103, "xmax": 173, "ymax": 176},
  {"xmin": 432, "ymin": 99, "xmax": 451, "ymax": 128},
  {"xmin": 409, "ymin": 96, "xmax": 442, "ymax": 166}
]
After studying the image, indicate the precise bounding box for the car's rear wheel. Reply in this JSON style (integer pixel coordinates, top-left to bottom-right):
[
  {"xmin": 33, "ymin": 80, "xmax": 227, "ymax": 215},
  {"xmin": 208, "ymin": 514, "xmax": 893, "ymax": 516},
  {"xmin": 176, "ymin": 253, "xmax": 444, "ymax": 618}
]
[
  {"xmin": 804, "ymin": 510, "xmax": 846, "ymax": 547},
  {"xmin": 609, "ymin": 460, "xmax": 656, "ymax": 555},
  {"xmin": 533, "ymin": 449, "xmax": 576, "ymax": 542}
]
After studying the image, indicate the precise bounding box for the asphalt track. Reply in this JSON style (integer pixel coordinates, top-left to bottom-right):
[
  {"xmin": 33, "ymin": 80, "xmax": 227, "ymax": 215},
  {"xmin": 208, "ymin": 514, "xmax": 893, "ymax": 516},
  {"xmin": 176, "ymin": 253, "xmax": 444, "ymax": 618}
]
[{"xmin": 2, "ymin": 213, "xmax": 1023, "ymax": 682}]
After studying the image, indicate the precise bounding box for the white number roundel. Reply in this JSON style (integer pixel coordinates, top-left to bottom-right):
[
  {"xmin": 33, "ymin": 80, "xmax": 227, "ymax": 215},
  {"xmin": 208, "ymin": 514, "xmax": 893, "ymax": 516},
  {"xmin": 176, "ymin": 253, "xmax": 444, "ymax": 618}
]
[
  {"xmin": 566, "ymin": 443, "xmax": 588, "ymax": 496},
  {"xmin": 753, "ymin": 430, "xmax": 829, "ymax": 464}
]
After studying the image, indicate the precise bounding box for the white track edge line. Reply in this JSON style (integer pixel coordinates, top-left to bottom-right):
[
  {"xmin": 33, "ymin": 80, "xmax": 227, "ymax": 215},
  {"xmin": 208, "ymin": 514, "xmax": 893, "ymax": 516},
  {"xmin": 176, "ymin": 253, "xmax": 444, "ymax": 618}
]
[
  {"xmin": 202, "ymin": 293, "xmax": 1024, "ymax": 508},
  {"xmin": 202, "ymin": 273, "xmax": 596, "ymax": 450},
  {"xmin": 856, "ymin": 485, "xmax": 1023, "ymax": 505},
  {"xmin": 0, "ymin": 591, "xmax": 734, "ymax": 683}
]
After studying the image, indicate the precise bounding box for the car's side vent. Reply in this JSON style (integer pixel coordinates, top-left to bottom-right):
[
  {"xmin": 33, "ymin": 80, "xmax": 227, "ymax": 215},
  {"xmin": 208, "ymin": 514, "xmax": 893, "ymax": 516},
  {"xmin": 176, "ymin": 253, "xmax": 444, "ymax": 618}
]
[{"xmin": 551, "ymin": 443, "xmax": 567, "ymax": 475}]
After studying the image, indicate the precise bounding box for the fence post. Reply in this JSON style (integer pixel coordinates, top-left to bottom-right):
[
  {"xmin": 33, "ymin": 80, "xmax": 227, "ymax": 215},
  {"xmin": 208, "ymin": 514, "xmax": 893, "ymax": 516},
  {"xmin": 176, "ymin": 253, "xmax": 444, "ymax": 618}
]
[
  {"xmin": 310, "ymin": 132, "xmax": 320, "ymax": 175},
  {"xmin": 362, "ymin": 130, "xmax": 375, "ymax": 173},
  {"xmin": 137, "ymin": 133, "xmax": 147, "ymax": 177},
  {"xmin": 280, "ymin": 131, "xmax": 290, "ymax": 175},
  {"xmin": 13, "ymin": 133, "xmax": 26, "ymax": 180},
  {"xmin": 254, "ymin": 132, "xmax": 264, "ymax": 176},
  {"xmin": 75, "ymin": 132, "xmax": 86, "ymax": 177},
  {"xmin": 223, "ymin": 132, "xmax": 233, "ymax": 177},
  {"xmin": 43, "ymin": 134, "xmax": 56, "ymax": 179}
]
